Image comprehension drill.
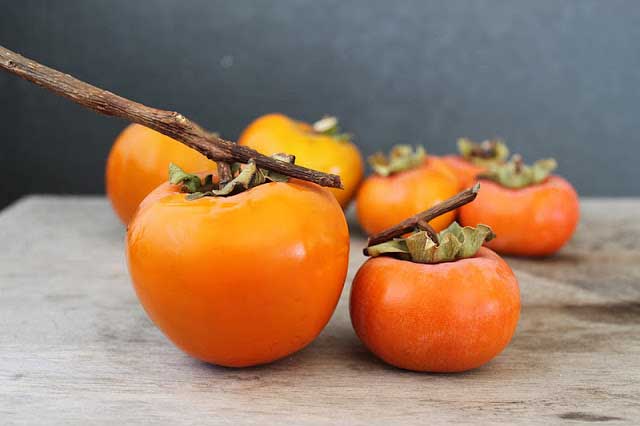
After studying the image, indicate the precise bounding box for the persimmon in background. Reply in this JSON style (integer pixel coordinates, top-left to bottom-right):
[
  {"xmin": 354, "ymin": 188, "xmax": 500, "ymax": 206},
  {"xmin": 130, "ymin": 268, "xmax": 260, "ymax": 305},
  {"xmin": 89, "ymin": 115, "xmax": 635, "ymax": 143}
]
[
  {"xmin": 356, "ymin": 146, "xmax": 459, "ymax": 235},
  {"xmin": 106, "ymin": 124, "xmax": 217, "ymax": 224},
  {"xmin": 460, "ymin": 156, "xmax": 579, "ymax": 256},
  {"xmin": 239, "ymin": 113, "xmax": 364, "ymax": 207}
]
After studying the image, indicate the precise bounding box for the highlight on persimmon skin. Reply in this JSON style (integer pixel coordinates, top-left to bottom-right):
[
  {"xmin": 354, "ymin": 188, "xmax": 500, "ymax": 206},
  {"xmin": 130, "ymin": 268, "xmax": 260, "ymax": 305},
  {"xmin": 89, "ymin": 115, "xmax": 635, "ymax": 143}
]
[
  {"xmin": 126, "ymin": 176, "xmax": 350, "ymax": 368},
  {"xmin": 238, "ymin": 113, "xmax": 364, "ymax": 208},
  {"xmin": 350, "ymin": 247, "xmax": 520, "ymax": 373},
  {"xmin": 106, "ymin": 124, "xmax": 216, "ymax": 224},
  {"xmin": 356, "ymin": 156, "xmax": 459, "ymax": 235},
  {"xmin": 460, "ymin": 176, "xmax": 579, "ymax": 256}
]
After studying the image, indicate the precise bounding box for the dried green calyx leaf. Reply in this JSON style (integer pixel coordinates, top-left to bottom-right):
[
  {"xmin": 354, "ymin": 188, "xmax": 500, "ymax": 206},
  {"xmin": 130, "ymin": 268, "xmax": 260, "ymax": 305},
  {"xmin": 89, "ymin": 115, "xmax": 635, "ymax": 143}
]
[
  {"xmin": 168, "ymin": 153, "xmax": 295, "ymax": 200},
  {"xmin": 458, "ymin": 137, "xmax": 510, "ymax": 167},
  {"xmin": 479, "ymin": 155, "xmax": 557, "ymax": 189},
  {"xmin": 312, "ymin": 116, "xmax": 351, "ymax": 142},
  {"xmin": 368, "ymin": 145, "xmax": 426, "ymax": 177},
  {"xmin": 365, "ymin": 222, "xmax": 495, "ymax": 264},
  {"xmin": 169, "ymin": 163, "xmax": 212, "ymax": 193},
  {"xmin": 211, "ymin": 160, "xmax": 258, "ymax": 196}
]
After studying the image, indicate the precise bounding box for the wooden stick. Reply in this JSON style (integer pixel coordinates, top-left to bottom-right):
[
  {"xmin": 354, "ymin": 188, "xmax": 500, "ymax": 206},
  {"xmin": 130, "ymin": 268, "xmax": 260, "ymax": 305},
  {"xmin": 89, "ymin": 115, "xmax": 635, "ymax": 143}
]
[
  {"xmin": 216, "ymin": 162, "xmax": 233, "ymax": 186},
  {"xmin": 366, "ymin": 183, "xmax": 480, "ymax": 246},
  {"xmin": 0, "ymin": 45, "xmax": 342, "ymax": 189},
  {"xmin": 416, "ymin": 218, "xmax": 440, "ymax": 245}
]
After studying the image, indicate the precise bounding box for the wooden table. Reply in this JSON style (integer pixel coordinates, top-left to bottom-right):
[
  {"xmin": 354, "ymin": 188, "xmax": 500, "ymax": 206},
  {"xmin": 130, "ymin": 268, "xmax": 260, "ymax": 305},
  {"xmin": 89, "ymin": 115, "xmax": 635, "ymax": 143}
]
[{"xmin": 1, "ymin": 196, "xmax": 639, "ymax": 424}]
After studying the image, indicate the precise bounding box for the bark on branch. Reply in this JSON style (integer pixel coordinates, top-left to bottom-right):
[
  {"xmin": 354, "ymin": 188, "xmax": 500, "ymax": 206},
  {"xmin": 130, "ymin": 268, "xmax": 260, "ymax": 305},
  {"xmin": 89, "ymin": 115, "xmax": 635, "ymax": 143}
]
[{"xmin": 0, "ymin": 45, "xmax": 342, "ymax": 189}]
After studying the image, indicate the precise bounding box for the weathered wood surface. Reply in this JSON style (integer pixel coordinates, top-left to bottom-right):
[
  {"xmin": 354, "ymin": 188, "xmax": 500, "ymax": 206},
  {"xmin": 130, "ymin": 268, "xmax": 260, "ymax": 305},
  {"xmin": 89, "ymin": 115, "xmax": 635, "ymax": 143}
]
[{"xmin": 1, "ymin": 196, "xmax": 639, "ymax": 424}]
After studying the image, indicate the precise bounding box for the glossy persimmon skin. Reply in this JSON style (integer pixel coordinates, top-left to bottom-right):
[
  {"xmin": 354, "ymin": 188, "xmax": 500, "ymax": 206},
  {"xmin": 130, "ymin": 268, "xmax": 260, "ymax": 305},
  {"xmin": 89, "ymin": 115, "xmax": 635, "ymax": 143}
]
[
  {"xmin": 355, "ymin": 158, "xmax": 459, "ymax": 235},
  {"xmin": 441, "ymin": 155, "xmax": 486, "ymax": 189},
  {"xmin": 106, "ymin": 124, "xmax": 216, "ymax": 224},
  {"xmin": 459, "ymin": 176, "xmax": 579, "ymax": 256},
  {"xmin": 127, "ymin": 179, "xmax": 350, "ymax": 367},
  {"xmin": 350, "ymin": 248, "xmax": 520, "ymax": 372},
  {"xmin": 238, "ymin": 113, "xmax": 364, "ymax": 208}
]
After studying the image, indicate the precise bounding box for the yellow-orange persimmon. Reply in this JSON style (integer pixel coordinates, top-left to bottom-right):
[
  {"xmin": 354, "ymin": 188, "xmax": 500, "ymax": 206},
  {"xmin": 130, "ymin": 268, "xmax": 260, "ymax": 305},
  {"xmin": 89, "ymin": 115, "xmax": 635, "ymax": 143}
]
[
  {"xmin": 126, "ymin": 175, "xmax": 350, "ymax": 367},
  {"xmin": 238, "ymin": 114, "xmax": 364, "ymax": 207},
  {"xmin": 356, "ymin": 147, "xmax": 459, "ymax": 235},
  {"xmin": 106, "ymin": 124, "xmax": 216, "ymax": 223}
]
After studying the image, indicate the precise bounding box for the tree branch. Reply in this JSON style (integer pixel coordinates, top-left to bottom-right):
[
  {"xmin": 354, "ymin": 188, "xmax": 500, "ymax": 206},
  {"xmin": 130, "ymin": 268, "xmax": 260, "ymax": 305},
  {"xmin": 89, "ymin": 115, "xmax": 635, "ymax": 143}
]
[
  {"xmin": 366, "ymin": 183, "xmax": 481, "ymax": 246},
  {"xmin": 0, "ymin": 45, "xmax": 342, "ymax": 189}
]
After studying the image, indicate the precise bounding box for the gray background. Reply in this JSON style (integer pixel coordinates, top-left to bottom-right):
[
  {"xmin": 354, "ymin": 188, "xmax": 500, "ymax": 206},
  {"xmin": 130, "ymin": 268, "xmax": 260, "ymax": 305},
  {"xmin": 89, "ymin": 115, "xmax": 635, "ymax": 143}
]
[{"xmin": 1, "ymin": 0, "xmax": 639, "ymax": 208}]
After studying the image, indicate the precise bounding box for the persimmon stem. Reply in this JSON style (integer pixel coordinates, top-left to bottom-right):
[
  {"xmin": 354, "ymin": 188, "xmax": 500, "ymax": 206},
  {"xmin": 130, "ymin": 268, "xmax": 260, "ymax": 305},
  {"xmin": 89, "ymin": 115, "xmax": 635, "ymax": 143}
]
[
  {"xmin": 416, "ymin": 219, "xmax": 439, "ymax": 245},
  {"xmin": 0, "ymin": 45, "xmax": 342, "ymax": 189},
  {"xmin": 216, "ymin": 162, "xmax": 233, "ymax": 186},
  {"xmin": 366, "ymin": 183, "xmax": 481, "ymax": 247},
  {"xmin": 513, "ymin": 154, "xmax": 524, "ymax": 173},
  {"xmin": 472, "ymin": 140, "xmax": 497, "ymax": 158}
]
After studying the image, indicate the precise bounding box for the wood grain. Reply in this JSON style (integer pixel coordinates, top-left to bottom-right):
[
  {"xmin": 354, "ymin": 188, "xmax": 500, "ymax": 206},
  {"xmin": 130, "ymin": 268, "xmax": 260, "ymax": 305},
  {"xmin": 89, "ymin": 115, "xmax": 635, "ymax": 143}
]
[{"xmin": 1, "ymin": 197, "xmax": 639, "ymax": 424}]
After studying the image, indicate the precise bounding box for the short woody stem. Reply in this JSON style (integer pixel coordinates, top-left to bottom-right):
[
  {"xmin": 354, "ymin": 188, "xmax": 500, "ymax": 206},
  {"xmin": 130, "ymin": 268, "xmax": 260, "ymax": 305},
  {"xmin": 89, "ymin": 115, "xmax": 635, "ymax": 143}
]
[
  {"xmin": 416, "ymin": 219, "xmax": 439, "ymax": 245},
  {"xmin": 366, "ymin": 183, "xmax": 481, "ymax": 247},
  {"xmin": 472, "ymin": 140, "xmax": 497, "ymax": 158},
  {"xmin": 513, "ymin": 154, "xmax": 524, "ymax": 173},
  {"xmin": 216, "ymin": 162, "xmax": 233, "ymax": 186},
  {"xmin": 0, "ymin": 45, "xmax": 342, "ymax": 189}
]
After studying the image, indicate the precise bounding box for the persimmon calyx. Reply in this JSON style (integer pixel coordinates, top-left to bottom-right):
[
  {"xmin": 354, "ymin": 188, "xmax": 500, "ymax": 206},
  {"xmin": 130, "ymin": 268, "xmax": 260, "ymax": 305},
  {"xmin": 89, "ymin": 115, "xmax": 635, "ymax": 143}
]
[
  {"xmin": 479, "ymin": 154, "xmax": 557, "ymax": 189},
  {"xmin": 312, "ymin": 116, "xmax": 352, "ymax": 142},
  {"xmin": 368, "ymin": 145, "xmax": 426, "ymax": 177},
  {"xmin": 168, "ymin": 153, "xmax": 294, "ymax": 199},
  {"xmin": 458, "ymin": 137, "xmax": 510, "ymax": 167},
  {"xmin": 365, "ymin": 222, "xmax": 495, "ymax": 264}
]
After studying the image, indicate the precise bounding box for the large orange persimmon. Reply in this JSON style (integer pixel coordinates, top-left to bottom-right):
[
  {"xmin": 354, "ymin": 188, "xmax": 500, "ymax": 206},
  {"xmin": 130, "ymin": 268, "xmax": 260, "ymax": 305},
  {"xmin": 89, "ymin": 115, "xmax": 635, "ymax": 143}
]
[
  {"xmin": 106, "ymin": 124, "xmax": 216, "ymax": 224},
  {"xmin": 460, "ymin": 175, "xmax": 579, "ymax": 256},
  {"xmin": 238, "ymin": 114, "xmax": 364, "ymax": 207},
  {"xmin": 356, "ymin": 146, "xmax": 459, "ymax": 235},
  {"xmin": 350, "ymin": 247, "xmax": 520, "ymax": 372},
  {"xmin": 126, "ymin": 172, "xmax": 350, "ymax": 367}
]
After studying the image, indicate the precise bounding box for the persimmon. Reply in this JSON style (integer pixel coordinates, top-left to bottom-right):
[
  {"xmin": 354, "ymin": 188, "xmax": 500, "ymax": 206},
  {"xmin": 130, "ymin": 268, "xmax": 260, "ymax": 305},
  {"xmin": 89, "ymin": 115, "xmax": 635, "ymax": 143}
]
[
  {"xmin": 351, "ymin": 186, "xmax": 521, "ymax": 372},
  {"xmin": 459, "ymin": 155, "xmax": 579, "ymax": 256},
  {"xmin": 442, "ymin": 138, "xmax": 509, "ymax": 188},
  {"xmin": 238, "ymin": 114, "xmax": 364, "ymax": 207},
  {"xmin": 126, "ymin": 160, "xmax": 350, "ymax": 367},
  {"xmin": 356, "ymin": 145, "xmax": 459, "ymax": 235},
  {"xmin": 106, "ymin": 124, "xmax": 217, "ymax": 224}
]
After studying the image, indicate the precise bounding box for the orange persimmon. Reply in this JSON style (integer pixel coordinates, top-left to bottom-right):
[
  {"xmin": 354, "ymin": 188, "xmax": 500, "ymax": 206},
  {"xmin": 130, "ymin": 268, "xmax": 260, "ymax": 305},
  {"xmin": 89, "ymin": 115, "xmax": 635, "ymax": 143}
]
[
  {"xmin": 460, "ymin": 175, "xmax": 579, "ymax": 256},
  {"xmin": 126, "ymin": 173, "xmax": 350, "ymax": 367},
  {"xmin": 350, "ymin": 247, "xmax": 520, "ymax": 372},
  {"xmin": 356, "ymin": 146, "xmax": 459, "ymax": 235},
  {"xmin": 238, "ymin": 113, "xmax": 364, "ymax": 207},
  {"xmin": 352, "ymin": 186, "xmax": 520, "ymax": 373},
  {"xmin": 106, "ymin": 124, "xmax": 216, "ymax": 224}
]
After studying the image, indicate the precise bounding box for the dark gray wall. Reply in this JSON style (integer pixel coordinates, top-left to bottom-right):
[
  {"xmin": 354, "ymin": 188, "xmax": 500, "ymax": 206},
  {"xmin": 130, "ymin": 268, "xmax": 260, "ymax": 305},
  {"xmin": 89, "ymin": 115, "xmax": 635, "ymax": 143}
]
[{"xmin": 1, "ymin": 0, "xmax": 639, "ymax": 208}]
